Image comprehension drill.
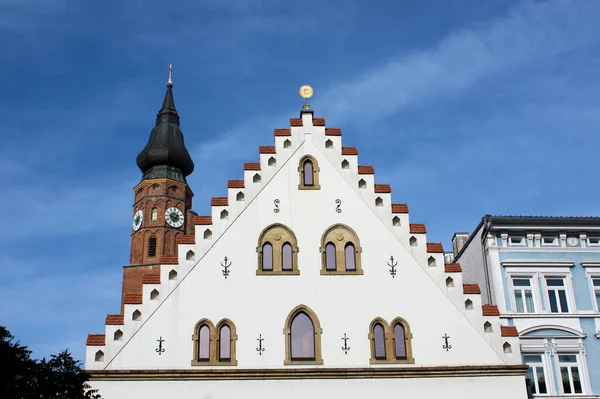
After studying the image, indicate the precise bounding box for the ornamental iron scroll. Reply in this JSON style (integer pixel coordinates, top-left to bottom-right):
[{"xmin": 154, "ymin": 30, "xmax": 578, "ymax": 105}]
[
  {"xmin": 221, "ymin": 256, "xmax": 231, "ymax": 279},
  {"xmin": 274, "ymin": 199, "xmax": 280, "ymax": 213},
  {"xmin": 256, "ymin": 334, "xmax": 265, "ymax": 355},
  {"xmin": 442, "ymin": 334, "xmax": 452, "ymax": 351},
  {"xmin": 388, "ymin": 256, "xmax": 398, "ymax": 278},
  {"xmin": 156, "ymin": 336, "xmax": 165, "ymax": 355},
  {"xmin": 335, "ymin": 199, "xmax": 342, "ymax": 213},
  {"xmin": 341, "ymin": 333, "xmax": 351, "ymax": 354}
]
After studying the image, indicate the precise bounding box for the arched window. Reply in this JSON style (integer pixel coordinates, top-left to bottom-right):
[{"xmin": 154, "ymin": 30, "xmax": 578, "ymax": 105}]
[
  {"xmin": 284, "ymin": 305, "xmax": 323, "ymax": 365},
  {"xmin": 151, "ymin": 207, "xmax": 158, "ymax": 221},
  {"xmin": 369, "ymin": 317, "xmax": 414, "ymax": 364},
  {"xmin": 257, "ymin": 224, "xmax": 299, "ymax": 275},
  {"xmin": 262, "ymin": 243, "xmax": 273, "ymax": 271},
  {"xmin": 298, "ymin": 155, "xmax": 320, "ymax": 190},
  {"xmin": 191, "ymin": 319, "xmax": 237, "ymax": 366},
  {"xmin": 320, "ymin": 224, "xmax": 363, "ymax": 274}
]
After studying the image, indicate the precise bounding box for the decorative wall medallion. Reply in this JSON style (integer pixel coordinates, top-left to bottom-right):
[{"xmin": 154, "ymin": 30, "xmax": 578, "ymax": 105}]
[
  {"xmin": 274, "ymin": 233, "xmax": 282, "ymax": 241},
  {"xmin": 256, "ymin": 334, "xmax": 265, "ymax": 355},
  {"xmin": 336, "ymin": 234, "xmax": 344, "ymax": 241},
  {"xmin": 387, "ymin": 256, "xmax": 398, "ymax": 278},
  {"xmin": 156, "ymin": 336, "xmax": 165, "ymax": 355},
  {"xmin": 335, "ymin": 199, "xmax": 342, "ymax": 213},
  {"xmin": 273, "ymin": 199, "xmax": 280, "ymax": 213},
  {"xmin": 221, "ymin": 256, "xmax": 231, "ymax": 279},
  {"xmin": 567, "ymin": 237, "xmax": 579, "ymax": 247},
  {"xmin": 442, "ymin": 334, "xmax": 452, "ymax": 351},
  {"xmin": 165, "ymin": 207, "xmax": 184, "ymax": 228},
  {"xmin": 341, "ymin": 333, "xmax": 351, "ymax": 354},
  {"xmin": 132, "ymin": 209, "xmax": 143, "ymax": 231}
]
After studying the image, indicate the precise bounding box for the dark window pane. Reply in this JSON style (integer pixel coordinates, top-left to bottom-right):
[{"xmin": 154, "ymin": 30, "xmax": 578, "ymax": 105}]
[
  {"xmin": 394, "ymin": 323, "xmax": 407, "ymax": 359},
  {"xmin": 558, "ymin": 290, "xmax": 569, "ymax": 312},
  {"xmin": 537, "ymin": 368, "xmax": 547, "ymax": 394},
  {"xmin": 572, "ymin": 367, "xmax": 582, "ymax": 393},
  {"xmin": 513, "ymin": 279, "xmax": 531, "ymax": 287},
  {"xmin": 549, "ymin": 291, "xmax": 558, "ymax": 313},
  {"xmin": 325, "ymin": 243, "xmax": 336, "ymax": 271},
  {"xmin": 198, "ymin": 325, "xmax": 210, "ymax": 360},
  {"xmin": 303, "ymin": 161, "xmax": 314, "ymax": 185},
  {"xmin": 559, "ymin": 355, "xmax": 577, "ymax": 363},
  {"xmin": 262, "ymin": 243, "xmax": 273, "ymax": 271},
  {"xmin": 523, "ymin": 355, "xmax": 542, "ymax": 363},
  {"xmin": 525, "ymin": 368, "xmax": 534, "ymax": 392},
  {"xmin": 344, "ymin": 243, "xmax": 356, "ymax": 271},
  {"xmin": 282, "ymin": 243, "xmax": 293, "ymax": 271},
  {"xmin": 290, "ymin": 312, "xmax": 315, "ymax": 360},
  {"xmin": 561, "ymin": 367, "xmax": 571, "ymax": 393},
  {"xmin": 374, "ymin": 323, "xmax": 386, "ymax": 359},
  {"xmin": 593, "ymin": 279, "xmax": 600, "ymax": 287},
  {"xmin": 148, "ymin": 237, "xmax": 157, "ymax": 257},
  {"xmin": 219, "ymin": 325, "xmax": 231, "ymax": 360},
  {"xmin": 547, "ymin": 278, "xmax": 564, "ymax": 286}
]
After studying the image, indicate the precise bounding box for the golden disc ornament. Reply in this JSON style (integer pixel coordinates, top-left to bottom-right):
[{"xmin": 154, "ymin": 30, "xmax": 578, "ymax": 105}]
[{"xmin": 299, "ymin": 85, "xmax": 313, "ymax": 99}]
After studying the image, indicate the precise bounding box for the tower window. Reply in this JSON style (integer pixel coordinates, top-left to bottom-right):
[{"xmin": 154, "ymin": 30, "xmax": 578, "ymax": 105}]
[
  {"xmin": 151, "ymin": 207, "xmax": 158, "ymax": 221},
  {"xmin": 148, "ymin": 237, "xmax": 157, "ymax": 257}
]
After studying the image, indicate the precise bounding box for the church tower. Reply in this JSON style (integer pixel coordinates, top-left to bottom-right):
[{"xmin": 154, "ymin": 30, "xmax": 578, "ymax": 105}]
[{"xmin": 124, "ymin": 79, "xmax": 195, "ymax": 309}]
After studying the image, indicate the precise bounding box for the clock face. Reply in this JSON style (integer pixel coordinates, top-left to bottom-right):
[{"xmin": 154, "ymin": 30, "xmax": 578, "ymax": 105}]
[
  {"xmin": 567, "ymin": 237, "xmax": 579, "ymax": 247},
  {"xmin": 132, "ymin": 209, "xmax": 143, "ymax": 231},
  {"xmin": 165, "ymin": 207, "xmax": 184, "ymax": 228}
]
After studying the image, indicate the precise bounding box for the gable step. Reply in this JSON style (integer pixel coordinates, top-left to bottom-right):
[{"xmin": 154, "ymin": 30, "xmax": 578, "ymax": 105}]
[
  {"xmin": 142, "ymin": 274, "xmax": 160, "ymax": 284},
  {"xmin": 444, "ymin": 263, "xmax": 462, "ymax": 273},
  {"xmin": 86, "ymin": 334, "xmax": 105, "ymax": 346},
  {"xmin": 501, "ymin": 326, "xmax": 519, "ymax": 337},
  {"xmin": 105, "ymin": 314, "xmax": 124, "ymax": 325},
  {"xmin": 463, "ymin": 284, "xmax": 481, "ymax": 294},
  {"xmin": 123, "ymin": 294, "xmax": 143, "ymax": 304},
  {"xmin": 482, "ymin": 305, "xmax": 500, "ymax": 316},
  {"xmin": 426, "ymin": 243, "xmax": 444, "ymax": 253},
  {"xmin": 410, "ymin": 224, "xmax": 426, "ymax": 234}
]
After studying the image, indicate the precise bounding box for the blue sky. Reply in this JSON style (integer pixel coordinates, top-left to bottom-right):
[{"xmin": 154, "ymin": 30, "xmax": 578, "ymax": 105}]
[{"xmin": 1, "ymin": 0, "xmax": 600, "ymax": 362}]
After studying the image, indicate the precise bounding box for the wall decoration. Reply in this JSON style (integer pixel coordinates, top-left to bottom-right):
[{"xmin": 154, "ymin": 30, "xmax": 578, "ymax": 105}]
[
  {"xmin": 335, "ymin": 199, "xmax": 342, "ymax": 213},
  {"xmin": 341, "ymin": 333, "xmax": 351, "ymax": 354},
  {"xmin": 388, "ymin": 256, "xmax": 398, "ymax": 278},
  {"xmin": 273, "ymin": 199, "xmax": 280, "ymax": 213},
  {"xmin": 156, "ymin": 336, "xmax": 165, "ymax": 355},
  {"xmin": 256, "ymin": 334, "xmax": 265, "ymax": 355},
  {"xmin": 221, "ymin": 256, "xmax": 231, "ymax": 279},
  {"xmin": 442, "ymin": 334, "xmax": 452, "ymax": 351}
]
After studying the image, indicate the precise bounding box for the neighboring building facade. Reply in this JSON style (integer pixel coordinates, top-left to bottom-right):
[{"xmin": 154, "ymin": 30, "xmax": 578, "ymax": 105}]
[
  {"xmin": 84, "ymin": 82, "xmax": 529, "ymax": 398},
  {"xmin": 454, "ymin": 216, "xmax": 600, "ymax": 398}
]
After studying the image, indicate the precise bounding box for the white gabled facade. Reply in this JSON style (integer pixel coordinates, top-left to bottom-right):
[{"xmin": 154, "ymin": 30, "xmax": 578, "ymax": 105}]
[{"xmin": 85, "ymin": 102, "xmax": 528, "ymax": 398}]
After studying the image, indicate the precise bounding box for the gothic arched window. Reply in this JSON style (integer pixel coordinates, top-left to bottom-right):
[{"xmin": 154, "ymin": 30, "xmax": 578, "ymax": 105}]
[
  {"xmin": 191, "ymin": 319, "xmax": 237, "ymax": 366},
  {"xmin": 320, "ymin": 224, "xmax": 363, "ymax": 274},
  {"xmin": 369, "ymin": 318, "xmax": 389, "ymax": 362},
  {"xmin": 298, "ymin": 155, "xmax": 320, "ymax": 190},
  {"xmin": 257, "ymin": 224, "xmax": 299, "ymax": 275},
  {"xmin": 369, "ymin": 317, "xmax": 414, "ymax": 364},
  {"xmin": 192, "ymin": 319, "xmax": 214, "ymax": 365},
  {"xmin": 284, "ymin": 305, "xmax": 323, "ymax": 365},
  {"xmin": 151, "ymin": 207, "xmax": 158, "ymax": 221}
]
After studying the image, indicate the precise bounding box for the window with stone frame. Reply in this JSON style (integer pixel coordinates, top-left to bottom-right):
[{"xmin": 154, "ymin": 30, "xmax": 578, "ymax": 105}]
[
  {"xmin": 320, "ymin": 224, "xmax": 363, "ymax": 275},
  {"xmin": 283, "ymin": 305, "xmax": 323, "ymax": 365},
  {"xmin": 191, "ymin": 318, "xmax": 237, "ymax": 366},
  {"xmin": 257, "ymin": 224, "xmax": 299, "ymax": 275},
  {"xmin": 298, "ymin": 155, "xmax": 320, "ymax": 190},
  {"xmin": 369, "ymin": 317, "xmax": 414, "ymax": 364}
]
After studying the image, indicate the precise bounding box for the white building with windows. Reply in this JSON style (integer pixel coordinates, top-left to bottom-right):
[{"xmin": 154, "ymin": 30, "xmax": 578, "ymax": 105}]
[
  {"xmin": 453, "ymin": 216, "xmax": 600, "ymax": 398},
  {"xmin": 83, "ymin": 82, "xmax": 529, "ymax": 398}
]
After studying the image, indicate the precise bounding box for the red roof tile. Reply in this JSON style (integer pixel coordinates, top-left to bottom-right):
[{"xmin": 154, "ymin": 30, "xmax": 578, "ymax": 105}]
[
  {"xmin": 160, "ymin": 255, "xmax": 178, "ymax": 265},
  {"xmin": 325, "ymin": 128, "xmax": 341, "ymax": 136},
  {"xmin": 358, "ymin": 166, "xmax": 375, "ymax": 174},
  {"xmin": 142, "ymin": 274, "xmax": 161, "ymax": 284},
  {"xmin": 177, "ymin": 235, "xmax": 195, "ymax": 244},
  {"xmin": 211, "ymin": 197, "xmax": 228, "ymax": 206},
  {"xmin": 290, "ymin": 118, "xmax": 302, "ymax": 127},
  {"xmin": 427, "ymin": 243, "xmax": 444, "ymax": 253},
  {"xmin": 341, "ymin": 147, "xmax": 358, "ymax": 155},
  {"xmin": 228, "ymin": 180, "xmax": 245, "ymax": 189},
  {"xmin": 445, "ymin": 263, "xmax": 462, "ymax": 272},
  {"xmin": 259, "ymin": 146, "xmax": 276, "ymax": 154},
  {"xmin": 274, "ymin": 128, "xmax": 291, "ymax": 136},
  {"xmin": 86, "ymin": 334, "xmax": 105, "ymax": 346},
  {"xmin": 194, "ymin": 216, "xmax": 212, "ymax": 225},
  {"xmin": 105, "ymin": 314, "xmax": 124, "ymax": 325},
  {"xmin": 482, "ymin": 305, "xmax": 500, "ymax": 316},
  {"xmin": 244, "ymin": 163, "xmax": 261, "ymax": 171},
  {"xmin": 463, "ymin": 284, "xmax": 481, "ymax": 294},
  {"xmin": 501, "ymin": 326, "xmax": 519, "ymax": 337},
  {"xmin": 410, "ymin": 224, "xmax": 427, "ymax": 234},
  {"xmin": 313, "ymin": 118, "xmax": 326, "ymax": 126},
  {"xmin": 391, "ymin": 204, "xmax": 409, "ymax": 213},
  {"xmin": 123, "ymin": 294, "xmax": 142, "ymax": 304},
  {"xmin": 374, "ymin": 184, "xmax": 391, "ymax": 193}
]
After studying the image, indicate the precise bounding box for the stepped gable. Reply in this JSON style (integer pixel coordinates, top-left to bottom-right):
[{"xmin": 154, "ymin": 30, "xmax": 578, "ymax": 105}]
[
  {"xmin": 159, "ymin": 255, "xmax": 178, "ymax": 265},
  {"xmin": 142, "ymin": 274, "xmax": 161, "ymax": 284},
  {"xmin": 274, "ymin": 128, "xmax": 291, "ymax": 136},
  {"xmin": 290, "ymin": 118, "xmax": 302, "ymax": 126},
  {"xmin": 427, "ymin": 243, "xmax": 444, "ymax": 253},
  {"xmin": 342, "ymin": 147, "xmax": 358, "ymax": 155},
  {"xmin": 177, "ymin": 235, "xmax": 195, "ymax": 244},
  {"xmin": 374, "ymin": 184, "xmax": 391, "ymax": 193},
  {"xmin": 482, "ymin": 305, "xmax": 500, "ymax": 316},
  {"xmin": 325, "ymin": 128, "xmax": 341, "ymax": 136},
  {"xmin": 228, "ymin": 180, "xmax": 244, "ymax": 188},
  {"xmin": 392, "ymin": 204, "xmax": 409, "ymax": 213},
  {"xmin": 87, "ymin": 334, "xmax": 105, "ymax": 346},
  {"xmin": 358, "ymin": 166, "xmax": 374, "ymax": 174},
  {"xmin": 463, "ymin": 284, "xmax": 481, "ymax": 294},
  {"xmin": 105, "ymin": 314, "xmax": 124, "ymax": 325},
  {"xmin": 501, "ymin": 326, "xmax": 519, "ymax": 337},
  {"xmin": 211, "ymin": 197, "xmax": 228, "ymax": 206},
  {"xmin": 123, "ymin": 294, "xmax": 142, "ymax": 304},
  {"xmin": 259, "ymin": 146, "xmax": 276, "ymax": 154},
  {"xmin": 410, "ymin": 224, "xmax": 427, "ymax": 233},
  {"xmin": 194, "ymin": 216, "xmax": 212, "ymax": 225},
  {"xmin": 244, "ymin": 163, "xmax": 261, "ymax": 171},
  {"xmin": 444, "ymin": 263, "xmax": 462, "ymax": 272}
]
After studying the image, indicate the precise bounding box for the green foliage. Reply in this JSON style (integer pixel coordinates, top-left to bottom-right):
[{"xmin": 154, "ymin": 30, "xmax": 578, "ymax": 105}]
[{"xmin": 0, "ymin": 326, "xmax": 101, "ymax": 399}]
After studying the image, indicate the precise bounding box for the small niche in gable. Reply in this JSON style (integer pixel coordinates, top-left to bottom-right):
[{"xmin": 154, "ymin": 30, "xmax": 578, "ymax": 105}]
[
  {"xmin": 283, "ymin": 139, "xmax": 292, "ymax": 149},
  {"xmin": 503, "ymin": 342, "xmax": 512, "ymax": 354},
  {"xmin": 253, "ymin": 173, "xmax": 261, "ymax": 183},
  {"xmin": 132, "ymin": 309, "xmax": 142, "ymax": 321},
  {"xmin": 186, "ymin": 250, "xmax": 195, "ymax": 261},
  {"xmin": 375, "ymin": 197, "xmax": 383, "ymax": 207},
  {"xmin": 204, "ymin": 229, "xmax": 212, "ymax": 239},
  {"xmin": 95, "ymin": 350, "xmax": 104, "ymax": 362},
  {"xmin": 428, "ymin": 256, "xmax": 436, "ymax": 267},
  {"xmin": 465, "ymin": 299, "xmax": 473, "ymax": 310},
  {"xmin": 268, "ymin": 157, "xmax": 276, "ymax": 167},
  {"xmin": 484, "ymin": 321, "xmax": 493, "ymax": 333},
  {"xmin": 358, "ymin": 179, "xmax": 367, "ymax": 189},
  {"xmin": 220, "ymin": 209, "xmax": 229, "ymax": 220},
  {"xmin": 236, "ymin": 191, "xmax": 245, "ymax": 201},
  {"xmin": 168, "ymin": 269, "xmax": 178, "ymax": 280},
  {"xmin": 114, "ymin": 329, "xmax": 123, "ymax": 341},
  {"xmin": 150, "ymin": 289, "xmax": 159, "ymax": 300},
  {"xmin": 409, "ymin": 236, "xmax": 417, "ymax": 246},
  {"xmin": 325, "ymin": 139, "xmax": 333, "ymax": 149},
  {"xmin": 341, "ymin": 159, "xmax": 349, "ymax": 169},
  {"xmin": 446, "ymin": 277, "xmax": 454, "ymax": 287},
  {"xmin": 393, "ymin": 216, "xmax": 401, "ymax": 226}
]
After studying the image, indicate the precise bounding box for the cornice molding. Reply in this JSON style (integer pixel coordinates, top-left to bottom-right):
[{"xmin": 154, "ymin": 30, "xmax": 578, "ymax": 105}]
[{"xmin": 501, "ymin": 261, "xmax": 574, "ymax": 267}]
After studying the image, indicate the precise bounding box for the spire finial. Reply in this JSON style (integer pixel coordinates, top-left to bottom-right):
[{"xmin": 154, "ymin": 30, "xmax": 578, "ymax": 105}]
[
  {"xmin": 168, "ymin": 63, "xmax": 174, "ymax": 86},
  {"xmin": 299, "ymin": 85, "xmax": 314, "ymax": 115}
]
